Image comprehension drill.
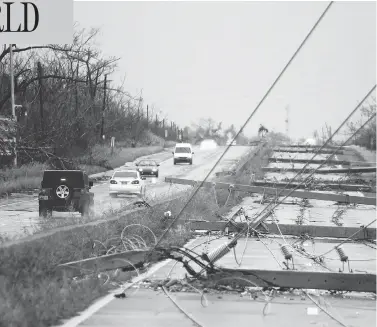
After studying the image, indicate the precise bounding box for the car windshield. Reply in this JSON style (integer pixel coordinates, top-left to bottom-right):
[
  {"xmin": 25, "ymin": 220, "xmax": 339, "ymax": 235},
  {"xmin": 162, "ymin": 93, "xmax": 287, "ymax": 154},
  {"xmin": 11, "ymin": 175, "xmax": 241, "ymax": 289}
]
[
  {"xmin": 113, "ymin": 171, "xmax": 137, "ymax": 178},
  {"xmin": 139, "ymin": 161, "xmax": 156, "ymax": 166},
  {"xmin": 175, "ymin": 147, "xmax": 191, "ymax": 153}
]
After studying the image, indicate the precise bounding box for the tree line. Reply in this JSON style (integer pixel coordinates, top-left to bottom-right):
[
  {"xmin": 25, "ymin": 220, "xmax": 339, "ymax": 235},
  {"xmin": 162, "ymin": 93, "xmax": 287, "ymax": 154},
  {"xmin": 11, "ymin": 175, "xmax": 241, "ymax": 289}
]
[
  {"xmin": 310, "ymin": 97, "xmax": 376, "ymax": 150},
  {"xmin": 0, "ymin": 26, "xmax": 182, "ymax": 166}
]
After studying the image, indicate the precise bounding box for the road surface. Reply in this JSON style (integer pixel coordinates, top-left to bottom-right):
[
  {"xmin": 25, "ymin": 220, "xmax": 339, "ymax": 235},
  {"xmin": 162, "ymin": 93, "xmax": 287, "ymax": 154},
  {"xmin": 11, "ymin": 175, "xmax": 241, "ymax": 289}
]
[{"xmin": 0, "ymin": 145, "xmax": 251, "ymax": 238}]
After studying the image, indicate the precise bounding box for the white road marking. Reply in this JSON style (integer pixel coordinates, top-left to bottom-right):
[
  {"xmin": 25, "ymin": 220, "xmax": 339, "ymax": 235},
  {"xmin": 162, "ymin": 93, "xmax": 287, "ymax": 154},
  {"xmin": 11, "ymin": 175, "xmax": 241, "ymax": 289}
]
[{"xmin": 58, "ymin": 237, "xmax": 198, "ymax": 327}]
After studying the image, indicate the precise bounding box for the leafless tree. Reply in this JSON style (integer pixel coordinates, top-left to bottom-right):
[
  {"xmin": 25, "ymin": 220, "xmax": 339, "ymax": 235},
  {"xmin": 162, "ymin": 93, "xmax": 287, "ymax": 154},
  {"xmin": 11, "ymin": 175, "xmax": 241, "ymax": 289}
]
[{"xmin": 0, "ymin": 26, "xmax": 176, "ymax": 166}]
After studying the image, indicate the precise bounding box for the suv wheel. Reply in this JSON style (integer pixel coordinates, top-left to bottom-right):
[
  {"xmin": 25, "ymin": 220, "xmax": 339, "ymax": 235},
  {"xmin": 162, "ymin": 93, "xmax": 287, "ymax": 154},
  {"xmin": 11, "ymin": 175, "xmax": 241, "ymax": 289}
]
[
  {"xmin": 173, "ymin": 160, "xmax": 177, "ymax": 165},
  {"xmin": 55, "ymin": 184, "xmax": 71, "ymax": 200},
  {"xmin": 39, "ymin": 207, "xmax": 52, "ymax": 218},
  {"xmin": 110, "ymin": 193, "xmax": 117, "ymax": 198},
  {"xmin": 189, "ymin": 159, "xmax": 193, "ymax": 165}
]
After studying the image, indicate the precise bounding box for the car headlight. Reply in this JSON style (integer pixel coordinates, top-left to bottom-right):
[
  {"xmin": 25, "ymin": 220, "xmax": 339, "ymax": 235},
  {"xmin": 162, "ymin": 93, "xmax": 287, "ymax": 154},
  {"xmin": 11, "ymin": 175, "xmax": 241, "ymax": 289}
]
[
  {"xmin": 152, "ymin": 168, "xmax": 157, "ymax": 172},
  {"xmin": 139, "ymin": 168, "xmax": 143, "ymax": 171}
]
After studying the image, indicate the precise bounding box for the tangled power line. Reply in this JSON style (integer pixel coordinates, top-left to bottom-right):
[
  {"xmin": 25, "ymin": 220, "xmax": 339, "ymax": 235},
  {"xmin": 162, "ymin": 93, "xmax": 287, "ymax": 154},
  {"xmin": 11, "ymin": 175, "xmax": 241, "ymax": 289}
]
[{"xmin": 65, "ymin": 1, "xmax": 375, "ymax": 326}]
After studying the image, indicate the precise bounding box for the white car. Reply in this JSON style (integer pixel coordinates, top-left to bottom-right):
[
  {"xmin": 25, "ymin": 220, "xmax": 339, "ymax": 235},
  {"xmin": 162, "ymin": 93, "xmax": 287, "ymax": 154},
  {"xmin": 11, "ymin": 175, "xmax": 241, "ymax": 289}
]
[
  {"xmin": 173, "ymin": 143, "xmax": 194, "ymax": 165},
  {"xmin": 109, "ymin": 170, "xmax": 146, "ymax": 197}
]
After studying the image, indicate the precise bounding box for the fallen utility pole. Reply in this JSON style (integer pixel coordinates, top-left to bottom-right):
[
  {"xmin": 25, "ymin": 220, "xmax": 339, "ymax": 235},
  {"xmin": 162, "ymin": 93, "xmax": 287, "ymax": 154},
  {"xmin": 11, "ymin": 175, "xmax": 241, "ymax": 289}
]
[
  {"xmin": 261, "ymin": 166, "xmax": 376, "ymax": 174},
  {"xmin": 188, "ymin": 220, "xmax": 376, "ymax": 240},
  {"xmin": 284, "ymin": 144, "xmax": 346, "ymax": 150},
  {"xmin": 207, "ymin": 269, "xmax": 376, "ymax": 293},
  {"xmin": 250, "ymin": 180, "xmax": 373, "ymax": 192},
  {"xmin": 165, "ymin": 177, "xmax": 376, "ymax": 205},
  {"xmin": 273, "ymin": 148, "xmax": 344, "ymax": 155},
  {"xmin": 268, "ymin": 157, "xmax": 349, "ymax": 165}
]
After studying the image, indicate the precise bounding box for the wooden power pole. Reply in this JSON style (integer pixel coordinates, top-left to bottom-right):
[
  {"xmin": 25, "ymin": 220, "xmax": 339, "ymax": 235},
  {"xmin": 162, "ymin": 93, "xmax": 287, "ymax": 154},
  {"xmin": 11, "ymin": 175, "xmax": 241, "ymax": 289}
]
[
  {"xmin": 100, "ymin": 74, "xmax": 107, "ymax": 140},
  {"xmin": 37, "ymin": 62, "xmax": 44, "ymax": 136},
  {"xmin": 9, "ymin": 44, "xmax": 17, "ymax": 167}
]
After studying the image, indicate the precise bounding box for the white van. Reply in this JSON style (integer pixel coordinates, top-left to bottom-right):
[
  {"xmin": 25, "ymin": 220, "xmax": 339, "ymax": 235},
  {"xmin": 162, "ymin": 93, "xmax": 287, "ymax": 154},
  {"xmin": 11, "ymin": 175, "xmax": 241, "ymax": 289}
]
[{"xmin": 172, "ymin": 143, "xmax": 194, "ymax": 165}]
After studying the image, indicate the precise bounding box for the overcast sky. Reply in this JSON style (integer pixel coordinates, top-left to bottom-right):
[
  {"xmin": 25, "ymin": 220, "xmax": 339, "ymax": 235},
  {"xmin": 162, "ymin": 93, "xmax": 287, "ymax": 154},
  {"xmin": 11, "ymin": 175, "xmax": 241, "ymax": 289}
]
[{"xmin": 74, "ymin": 1, "xmax": 376, "ymax": 139}]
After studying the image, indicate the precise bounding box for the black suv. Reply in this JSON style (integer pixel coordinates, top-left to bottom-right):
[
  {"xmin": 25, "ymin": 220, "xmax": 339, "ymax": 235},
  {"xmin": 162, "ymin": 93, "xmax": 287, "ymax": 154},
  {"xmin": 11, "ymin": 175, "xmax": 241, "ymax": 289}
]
[{"xmin": 38, "ymin": 170, "xmax": 94, "ymax": 218}]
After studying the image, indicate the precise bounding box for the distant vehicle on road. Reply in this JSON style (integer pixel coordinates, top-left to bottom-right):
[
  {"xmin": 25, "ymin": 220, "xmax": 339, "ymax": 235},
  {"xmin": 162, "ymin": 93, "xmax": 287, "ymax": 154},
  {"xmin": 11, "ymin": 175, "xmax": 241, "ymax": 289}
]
[
  {"xmin": 173, "ymin": 143, "xmax": 194, "ymax": 165},
  {"xmin": 38, "ymin": 170, "xmax": 94, "ymax": 218},
  {"xmin": 200, "ymin": 139, "xmax": 217, "ymax": 150},
  {"xmin": 302, "ymin": 138, "xmax": 317, "ymax": 146},
  {"xmin": 226, "ymin": 139, "xmax": 237, "ymax": 146},
  {"xmin": 135, "ymin": 159, "xmax": 160, "ymax": 178},
  {"xmin": 109, "ymin": 169, "xmax": 146, "ymax": 197}
]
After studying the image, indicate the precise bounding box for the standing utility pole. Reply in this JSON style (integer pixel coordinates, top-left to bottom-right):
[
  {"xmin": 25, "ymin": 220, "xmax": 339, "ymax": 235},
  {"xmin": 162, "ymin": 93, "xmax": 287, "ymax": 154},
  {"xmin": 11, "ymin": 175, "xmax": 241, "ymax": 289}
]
[
  {"xmin": 37, "ymin": 62, "xmax": 44, "ymax": 136},
  {"xmin": 75, "ymin": 63, "xmax": 79, "ymax": 115},
  {"xmin": 9, "ymin": 44, "xmax": 17, "ymax": 167},
  {"xmin": 100, "ymin": 74, "xmax": 107, "ymax": 140}
]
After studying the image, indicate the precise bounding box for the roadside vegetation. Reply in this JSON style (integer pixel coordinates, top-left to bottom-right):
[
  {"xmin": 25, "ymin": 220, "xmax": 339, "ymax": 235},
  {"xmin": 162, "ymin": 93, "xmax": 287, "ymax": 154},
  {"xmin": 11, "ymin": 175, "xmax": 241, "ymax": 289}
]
[
  {"xmin": 182, "ymin": 117, "xmax": 251, "ymax": 145},
  {"xmin": 310, "ymin": 96, "xmax": 376, "ymax": 151}
]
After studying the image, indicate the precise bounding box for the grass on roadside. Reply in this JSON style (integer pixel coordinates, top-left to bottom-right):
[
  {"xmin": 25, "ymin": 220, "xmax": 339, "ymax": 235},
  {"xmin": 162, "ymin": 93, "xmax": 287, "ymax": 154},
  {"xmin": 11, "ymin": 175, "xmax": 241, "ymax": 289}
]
[{"xmin": 79, "ymin": 145, "xmax": 167, "ymax": 169}]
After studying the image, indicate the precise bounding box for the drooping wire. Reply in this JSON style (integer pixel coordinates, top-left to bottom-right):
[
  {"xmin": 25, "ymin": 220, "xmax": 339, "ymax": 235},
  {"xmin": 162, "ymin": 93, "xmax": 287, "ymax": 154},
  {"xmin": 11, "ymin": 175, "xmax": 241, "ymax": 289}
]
[
  {"xmin": 148, "ymin": 1, "xmax": 335, "ymax": 254},
  {"xmin": 162, "ymin": 286, "xmax": 207, "ymax": 327},
  {"xmin": 319, "ymin": 218, "xmax": 377, "ymax": 257},
  {"xmin": 303, "ymin": 291, "xmax": 349, "ymax": 327}
]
